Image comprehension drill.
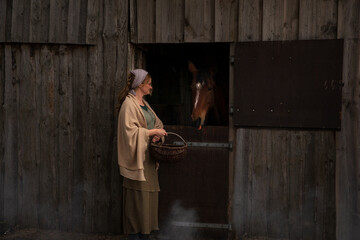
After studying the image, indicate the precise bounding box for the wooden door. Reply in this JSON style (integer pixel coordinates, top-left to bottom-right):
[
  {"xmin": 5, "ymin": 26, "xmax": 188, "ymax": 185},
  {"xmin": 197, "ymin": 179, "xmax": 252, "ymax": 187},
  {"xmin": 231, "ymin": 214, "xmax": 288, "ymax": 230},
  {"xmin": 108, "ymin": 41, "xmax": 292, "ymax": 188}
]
[{"xmin": 158, "ymin": 125, "xmax": 230, "ymax": 240}]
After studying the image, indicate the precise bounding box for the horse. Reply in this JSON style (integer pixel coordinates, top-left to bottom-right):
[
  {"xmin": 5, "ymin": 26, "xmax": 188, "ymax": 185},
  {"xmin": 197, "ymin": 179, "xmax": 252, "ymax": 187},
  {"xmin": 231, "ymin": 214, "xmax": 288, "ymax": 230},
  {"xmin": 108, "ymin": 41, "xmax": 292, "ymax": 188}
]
[{"xmin": 188, "ymin": 61, "xmax": 228, "ymax": 130}]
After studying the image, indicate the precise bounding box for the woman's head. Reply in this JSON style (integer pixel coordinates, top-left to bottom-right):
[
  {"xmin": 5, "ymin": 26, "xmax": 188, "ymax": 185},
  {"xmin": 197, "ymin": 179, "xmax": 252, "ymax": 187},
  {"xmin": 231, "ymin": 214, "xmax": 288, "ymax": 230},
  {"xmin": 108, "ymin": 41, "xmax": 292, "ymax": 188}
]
[{"xmin": 117, "ymin": 69, "xmax": 152, "ymax": 111}]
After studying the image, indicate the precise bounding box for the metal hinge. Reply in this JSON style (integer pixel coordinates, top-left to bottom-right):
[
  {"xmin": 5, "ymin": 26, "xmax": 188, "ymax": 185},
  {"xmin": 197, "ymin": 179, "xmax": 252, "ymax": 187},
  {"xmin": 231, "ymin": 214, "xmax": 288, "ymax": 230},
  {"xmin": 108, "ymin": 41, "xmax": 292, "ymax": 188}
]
[
  {"xmin": 172, "ymin": 221, "xmax": 232, "ymax": 230},
  {"xmin": 173, "ymin": 141, "xmax": 233, "ymax": 151}
]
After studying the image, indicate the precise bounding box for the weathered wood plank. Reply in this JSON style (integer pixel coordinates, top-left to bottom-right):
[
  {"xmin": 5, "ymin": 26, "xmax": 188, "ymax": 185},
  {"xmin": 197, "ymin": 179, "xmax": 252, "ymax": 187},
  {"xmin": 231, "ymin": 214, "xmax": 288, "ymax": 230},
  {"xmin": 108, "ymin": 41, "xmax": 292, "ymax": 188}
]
[
  {"xmin": 57, "ymin": 45, "xmax": 74, "ymax": 232},
  {"xmin": 262, "ymin": 0, "xmax": 299, "ymax": 41},
  {"xmin": 215, "ymin": 0, "xmax": 237, "ymax": 42},
  {"xmin": 38, "ymin": 45, "xmax": 58, "ymax": 229},
  {"xmin": 11, "ymin": 0, "xmax": 31, "ymax": 42},
  {"xmin": 156, "ymin": 0, "xmax": 184, "ymax": 43},
  {"xmin": 86, "ymin": 0, "xmax": 99, "ymax": 44},
  {"xmin": 29, "ymin": 0, "xmax": 50, "ymax": 42},
  {"xmin": 67, "ymin": 0, "xmax": 82, "ymax": 43},
  {"xmin": 0, "ymin": 0, "xmax": 8, "ymax": 42},
  {"xmin": 337, "ymin": 0, "xmax": 344, "ymax": 39},
  {"xmin": 137, "ymin": 0, "xmax": 156, "ymax": 43},
  {"xmin": 233, "ymin": 129, "xmax": 250, "ymax": 237},
  {"xmin": 0, "ymin": 46, "xmax": 5, "ymax": 220},
  {"xmin": 288, "ymin": 131, "xmax": 307, "ymax": 239},
  {"xmin": 71, "ymin": 47, "xmax": 87, "ymax": 232},
  {"xmin": 111, "ymin": 0, "xmax": 128, "ymax": 233},
  {"xmin": 16, "ymin": 45, "xmax": 39, "ymax": 227},
  {"xmin": 299, "ymin": 0, "xmax": 338, "ymax": 40},
  {"xmin": 248, "ymin": 129, "xmax": 269, "ymax": 236},
  {"xmin": 337, "ymin": 0, "xmax": 360, "ymax": 237},
  {"xmin": 185, "ymin": 0, "xmax": 215, "ymax": 42},
  {"xmin": 49, "ymin": 0, "xmax": 69, "ymax": 43},
  {"xmin": 238, "ymin": 0, "xmax": 262, "ymax": 41},
  {"xmin": 267, "ymin": 130, "xmax": 289, "ymax": 238},
  {"xmin": 3, "ymin": 45, "xmax": 19, "ymax": 226}
]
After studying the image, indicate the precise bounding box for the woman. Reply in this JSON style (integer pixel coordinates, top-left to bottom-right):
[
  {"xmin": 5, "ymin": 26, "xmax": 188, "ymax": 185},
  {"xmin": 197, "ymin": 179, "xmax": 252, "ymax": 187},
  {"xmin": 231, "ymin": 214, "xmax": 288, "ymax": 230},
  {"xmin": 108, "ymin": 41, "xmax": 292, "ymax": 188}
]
[{"xmin": 117, "ymin": 69, "xmax": 167, "ymax": 240}]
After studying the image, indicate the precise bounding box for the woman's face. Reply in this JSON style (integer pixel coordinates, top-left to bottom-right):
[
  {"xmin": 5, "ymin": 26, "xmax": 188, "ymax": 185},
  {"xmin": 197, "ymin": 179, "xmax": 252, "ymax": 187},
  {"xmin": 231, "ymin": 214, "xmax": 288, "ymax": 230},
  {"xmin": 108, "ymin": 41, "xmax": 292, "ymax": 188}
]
[{"xmin": 139, "ymin": 77, "xmax": 152, "ymax": 96}]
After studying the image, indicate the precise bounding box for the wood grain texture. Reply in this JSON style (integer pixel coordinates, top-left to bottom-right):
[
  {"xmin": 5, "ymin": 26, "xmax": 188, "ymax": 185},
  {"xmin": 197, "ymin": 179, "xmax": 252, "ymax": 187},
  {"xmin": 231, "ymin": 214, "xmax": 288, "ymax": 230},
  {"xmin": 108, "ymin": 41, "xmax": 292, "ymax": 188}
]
[
  {"xmin": 184, "ymin": 0, "xmax": 215, "ymax": 42},
  {"xmin": 215, "ymin": 0, "xmax": 238, "ymax": 42},
  {"xmin": 137, "ymin": 0, "xmax": 156, "ymax": 43},
  {"xmin": 156, "ymin": 0, "xmax": 184, "ymax": 43},
  {"xmin": 0, "ymin": 0, "xmax": 8, "ymax": 42},
  {"xmin": 238, "ymin": 0, "xmax": 262, "ymax": 41},
  {"xmin": 17, "ymin": 45, "xmax": 39, "ymax": 227},
  {"xmin": 337, "ymin": 0, "xmax": 360, "ymax": 238},
  {"xmin": 29, "ymin": 0, "xmax": 50, "ymax": 42},
  {"xmin": 49, "ymin": 0, "xmax": 69, "ymax": 43},
  {"xmin": 233, "ymin": 129, "xmax": 336, "ymax": 239},
  {"xmin": 86, "ymin": 0, "xmax": 99, "ymax": 44},
  {"xmin": 299, "ymin": 0, "xmax": 338, "ymax": 40},
  {"xmin": 3, "ymin": 45, "xmax": 19, "ymax": 226},
  {"xmin": 262, "ymin": 0, "xmax": 299, "ymax": 41},
  {"xmin": 11, "ymin": 0, "xmax": 31, "ymax": 42},
  {"xmin": 0, "ymin": 46, "xmax": 4, "ymax": 220}
]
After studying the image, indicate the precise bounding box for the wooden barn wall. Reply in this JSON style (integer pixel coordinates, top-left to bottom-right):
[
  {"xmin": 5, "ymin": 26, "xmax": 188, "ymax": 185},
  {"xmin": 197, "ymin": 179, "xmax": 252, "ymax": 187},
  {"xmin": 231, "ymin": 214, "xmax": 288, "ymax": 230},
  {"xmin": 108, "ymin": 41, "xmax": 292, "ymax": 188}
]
[
  {"xmin": 130, "ymin": 0, "xmax": 341, "ymax": 239},
  {"xmin": 233, "ymin": 1, "xmax": 339, "ymax": 240},
  {"xmin": 0, "ymin": 0, "xmax": 128, "ymax": 234},
  {"xmin": 0, "ymin": 0, "xmax": 99, "ymax": 45},
  {"xmin": 337, "ymin": 0, "xmax": 360, "ymax": 239},
  {"xmin": 1, "ymin": 0, "xmax": 358, "ymax": 239}
]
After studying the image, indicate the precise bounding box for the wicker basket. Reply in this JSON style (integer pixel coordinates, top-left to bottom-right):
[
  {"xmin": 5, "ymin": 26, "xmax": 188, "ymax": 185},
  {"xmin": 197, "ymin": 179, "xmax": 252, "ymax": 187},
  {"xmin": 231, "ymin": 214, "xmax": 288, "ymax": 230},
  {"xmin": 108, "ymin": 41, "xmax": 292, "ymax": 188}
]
[{"xmin": 149, "ymin": 132, "xmax": 187, "ymax": 163}]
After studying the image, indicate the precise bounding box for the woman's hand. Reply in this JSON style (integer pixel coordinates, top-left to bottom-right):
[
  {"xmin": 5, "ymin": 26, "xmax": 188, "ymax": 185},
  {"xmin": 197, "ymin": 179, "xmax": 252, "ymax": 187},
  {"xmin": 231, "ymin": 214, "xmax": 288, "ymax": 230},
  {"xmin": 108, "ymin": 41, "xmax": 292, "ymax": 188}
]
[
  {"xmin": 149, "ymin": 128, "xmax": 167, "ymax": 143},
  {"xmin": 149, "ymin": 128, "xmax": 167, "ymax": 138}
]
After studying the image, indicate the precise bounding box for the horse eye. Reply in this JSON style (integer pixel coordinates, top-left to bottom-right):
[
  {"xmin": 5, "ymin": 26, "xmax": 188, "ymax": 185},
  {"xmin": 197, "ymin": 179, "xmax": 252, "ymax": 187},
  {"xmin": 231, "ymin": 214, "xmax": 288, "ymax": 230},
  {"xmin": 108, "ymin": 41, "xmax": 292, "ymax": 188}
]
[{"xmin": 208, "ymin": 88, "xmax": 213, "ymax": 91}]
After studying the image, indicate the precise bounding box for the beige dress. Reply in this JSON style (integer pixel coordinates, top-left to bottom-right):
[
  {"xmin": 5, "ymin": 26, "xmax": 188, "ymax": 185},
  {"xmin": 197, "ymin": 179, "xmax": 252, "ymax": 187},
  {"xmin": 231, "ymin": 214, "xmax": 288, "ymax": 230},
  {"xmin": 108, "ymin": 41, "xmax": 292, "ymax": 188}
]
[{"xmin": 122, "ymin": 104, "xmax": 160, "ymax": 235}]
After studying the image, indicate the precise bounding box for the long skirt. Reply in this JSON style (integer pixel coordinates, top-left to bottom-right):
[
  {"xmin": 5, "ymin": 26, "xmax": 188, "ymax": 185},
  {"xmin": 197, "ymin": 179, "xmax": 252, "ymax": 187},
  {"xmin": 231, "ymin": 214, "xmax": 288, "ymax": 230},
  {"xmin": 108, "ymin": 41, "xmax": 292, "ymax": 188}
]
[{"xmin": 122, "ymin": 187, "xmax": 159, "ymax": 235}]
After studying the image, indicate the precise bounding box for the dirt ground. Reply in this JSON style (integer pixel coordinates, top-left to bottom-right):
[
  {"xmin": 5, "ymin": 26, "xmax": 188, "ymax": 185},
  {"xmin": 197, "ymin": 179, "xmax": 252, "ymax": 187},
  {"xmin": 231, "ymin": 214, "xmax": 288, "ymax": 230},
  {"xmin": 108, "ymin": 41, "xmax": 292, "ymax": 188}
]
[{"xmin": 0, "ymin": 228, "xmax": 127, "ymax": 240}]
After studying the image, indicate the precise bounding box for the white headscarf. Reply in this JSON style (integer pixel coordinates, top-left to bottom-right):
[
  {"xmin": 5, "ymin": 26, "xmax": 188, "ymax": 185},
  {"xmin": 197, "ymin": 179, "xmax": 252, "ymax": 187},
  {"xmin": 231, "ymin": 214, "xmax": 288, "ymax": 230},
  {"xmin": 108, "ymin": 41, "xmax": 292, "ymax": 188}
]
[{"xmin": 129, "ymin": 69, "xmax": 148, "ymax": 95}]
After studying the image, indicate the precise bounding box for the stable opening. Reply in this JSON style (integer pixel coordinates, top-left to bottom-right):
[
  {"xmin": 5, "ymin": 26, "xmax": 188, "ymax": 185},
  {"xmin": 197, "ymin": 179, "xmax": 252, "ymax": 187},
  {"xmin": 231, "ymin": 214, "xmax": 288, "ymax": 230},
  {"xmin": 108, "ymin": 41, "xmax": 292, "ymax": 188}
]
[{"xmin": 137, "ymin": 43, "xmax": 229, "ymax": 127}]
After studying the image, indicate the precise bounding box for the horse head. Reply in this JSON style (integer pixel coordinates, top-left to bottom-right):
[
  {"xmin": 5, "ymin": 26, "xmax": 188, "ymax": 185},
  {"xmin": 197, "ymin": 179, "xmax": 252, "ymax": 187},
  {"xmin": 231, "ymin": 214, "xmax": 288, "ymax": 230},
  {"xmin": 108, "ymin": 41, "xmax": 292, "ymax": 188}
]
[{"xmin": 188, "ymin": 61, "xmax": 216, "ymax": 130}]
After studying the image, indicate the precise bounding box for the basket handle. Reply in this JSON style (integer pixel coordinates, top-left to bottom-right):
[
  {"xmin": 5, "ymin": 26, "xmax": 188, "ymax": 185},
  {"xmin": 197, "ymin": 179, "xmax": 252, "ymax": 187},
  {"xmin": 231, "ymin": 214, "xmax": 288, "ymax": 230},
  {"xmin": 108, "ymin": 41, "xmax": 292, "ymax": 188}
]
[{"xmin": 166, "ymin": 132, "xmax": 187, "ymax": 146}]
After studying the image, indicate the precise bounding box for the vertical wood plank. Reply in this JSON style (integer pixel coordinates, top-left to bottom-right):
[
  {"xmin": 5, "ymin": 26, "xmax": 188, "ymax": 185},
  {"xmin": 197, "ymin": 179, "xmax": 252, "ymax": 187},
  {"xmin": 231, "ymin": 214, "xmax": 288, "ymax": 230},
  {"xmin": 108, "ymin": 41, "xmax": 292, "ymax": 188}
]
[
  {"xmin": 86, "ymin": 0, "xmax": 99, "ymax": 44},
  {"xmin": 137, "ymin": 0, "xmax": 156, "ymax": 43},
  {"xmin": 111, "ymin": 0, "xmax": 128, "ymax": 233},
  {"xmin": 288, "ymin": 131, "xmax": 307, "ymax": 240},
  {"xmin": 29, "ymin": 0, "xmax": 50, "ymax": 43},
  {"xmin": 156, "ymin": 0, "xmax": 184, "ymax": 43},
  {"xmin": 262, "ymin": 0, "xmax": 299, "ymax": 41},
  {"xmin": 233, "ymin": 129, "xmax": 250, "ymax": 237},
  {"xmin": 11, "ymin": 0, "xmax": 31, "ymax": 42},
  {"xmin": 38, "ymin": 45, "xmax": 58, "ymax": 229},
  {"xmin": 337, "ymin": 0, "xmax": 344, "ymax": 39},
  {"xmin": 3, "ymin": 45, "xmax": 18, "ymax": 226},
  {"xmin": 185, "ymin": 0, "xmax": 215, "ymax": 42},
  {"xmin": 67, "ymin": 0, "xmax": 82, "ymax": 43},
  {"xmin": 215, "ymin": 0, "xmax": 238, "ymax": 42},
  {"xmin": 238, "ymin": 0, "xmax": 262, "ymax": 41},
  {"xmin": 57, "ymin": 45, "xmax": 74, "ymax": 232},
  {"xmin": 0, "ymin": 46, "xmax": 5, "ymax": 220},
  {"xmin": 248, "ymin": 129, "xmax": 269, "ymax": 236},
  {"xmin": 71, "ymin": 47, "xmax": 87, "ymax": 232},
  {"xmin": 0, "ymin": 0, "xmax": 7, "ymax": 42},
  {"xmin": 17, "ymin": 45, "xmax": 39, "ymax": 227},
  {"xmin": 129, "ymin": 0, "xmax": 138, "ymax": 43},
  {"xmin": 337, "ymin": 0, "xmax": 360, "ymax": 237},
  {"xmin": 299, "ymin": 0, "xmax": 338, "ymax": 40},
  {"xmin": 49, "ymin": 0, "xmax": 69, "ymax": 43},
  {"xmin": 267, "ymin": 130, "xmax": 289, "ymax": 238}
]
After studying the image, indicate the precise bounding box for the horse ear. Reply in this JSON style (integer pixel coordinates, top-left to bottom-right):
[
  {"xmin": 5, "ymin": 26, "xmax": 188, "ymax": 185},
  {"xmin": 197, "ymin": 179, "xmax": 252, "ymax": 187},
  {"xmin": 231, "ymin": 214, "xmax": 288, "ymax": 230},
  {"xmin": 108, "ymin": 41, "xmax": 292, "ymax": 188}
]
[{"xmin": 188, "ymin": 61, "xmax": 198, "ymax": 74}]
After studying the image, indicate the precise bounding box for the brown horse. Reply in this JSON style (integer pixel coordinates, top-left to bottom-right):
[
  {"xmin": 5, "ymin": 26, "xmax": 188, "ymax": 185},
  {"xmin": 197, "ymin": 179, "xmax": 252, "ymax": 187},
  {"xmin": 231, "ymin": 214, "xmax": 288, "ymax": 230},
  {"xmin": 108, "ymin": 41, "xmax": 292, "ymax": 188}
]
[{"xmin": 188, "ymin": 61, "xmax": 228, "ymax": 130}]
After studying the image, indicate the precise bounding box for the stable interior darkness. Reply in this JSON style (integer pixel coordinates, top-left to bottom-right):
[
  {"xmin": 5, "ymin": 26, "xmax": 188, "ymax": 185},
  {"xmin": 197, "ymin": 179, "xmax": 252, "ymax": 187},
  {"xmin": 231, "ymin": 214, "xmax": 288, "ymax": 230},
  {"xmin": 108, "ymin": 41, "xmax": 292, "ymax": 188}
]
[{"xmin": 141, "ymin": 43, "xmax": 229, "ymax": 126}]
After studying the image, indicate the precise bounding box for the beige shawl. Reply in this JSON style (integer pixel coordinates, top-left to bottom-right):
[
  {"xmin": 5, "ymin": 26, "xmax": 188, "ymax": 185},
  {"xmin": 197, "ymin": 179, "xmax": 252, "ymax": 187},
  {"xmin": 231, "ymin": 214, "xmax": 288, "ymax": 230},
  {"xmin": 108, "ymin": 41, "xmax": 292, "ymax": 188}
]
[{"xmin": 117, "ymin": 94, "xmax": 164, "ymax": 181}]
